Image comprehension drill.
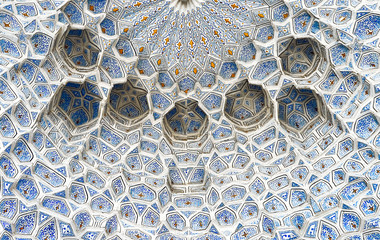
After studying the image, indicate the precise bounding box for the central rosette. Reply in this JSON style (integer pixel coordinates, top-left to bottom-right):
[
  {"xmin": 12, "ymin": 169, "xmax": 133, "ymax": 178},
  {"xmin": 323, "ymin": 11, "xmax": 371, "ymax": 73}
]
[{"xmin": 170, "ymin": 0, "xmax": 204, "ymax": 11}]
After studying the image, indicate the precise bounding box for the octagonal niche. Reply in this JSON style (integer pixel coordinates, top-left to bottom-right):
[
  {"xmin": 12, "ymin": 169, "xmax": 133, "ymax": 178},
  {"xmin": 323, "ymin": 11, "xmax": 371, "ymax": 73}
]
[
  {"xmin": 108, "ymin": 80, "xmax": 149, "ymax": 127},
  {"xmin": 277, "ymin": 85, "xmax": 327, "ymax": 138},
  {"xmin": 163, "ymin": 99, "xmax": 209, "ymax": 141},
  {"xmin": 56, "ymin": 81, "xmax": 102, "ymax": 127},
  {"xmin": 59, "ymin": 27, "xmax": 101, "ymax": 71},
  {"xmin": 279, "ymin": 37, "xmax": 322, "ymax": 78},
  {"xmin": 224, "ymin": 80, "xmax": 272, "ymax": 131}
]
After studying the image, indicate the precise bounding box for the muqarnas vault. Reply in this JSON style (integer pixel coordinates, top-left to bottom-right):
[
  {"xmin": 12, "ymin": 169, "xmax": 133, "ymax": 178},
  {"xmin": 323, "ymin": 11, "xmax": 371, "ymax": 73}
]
[{"xmin": 0, "ymin": 0, "xmax": 380, "ymax": 239}]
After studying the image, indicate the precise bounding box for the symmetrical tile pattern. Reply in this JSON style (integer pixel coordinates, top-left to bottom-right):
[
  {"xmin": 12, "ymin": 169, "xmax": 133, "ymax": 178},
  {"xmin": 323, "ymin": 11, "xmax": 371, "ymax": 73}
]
[{"xmin": 0, "ymin": 0, "xmax": 380, "ymax": 239}]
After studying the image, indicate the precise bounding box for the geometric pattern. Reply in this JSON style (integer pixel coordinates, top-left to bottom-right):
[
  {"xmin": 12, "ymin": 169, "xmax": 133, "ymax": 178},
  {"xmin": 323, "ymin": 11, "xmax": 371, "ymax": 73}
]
[{"xmin": 0, "ymin": 0, "xmax": 380, "ymax": 239}]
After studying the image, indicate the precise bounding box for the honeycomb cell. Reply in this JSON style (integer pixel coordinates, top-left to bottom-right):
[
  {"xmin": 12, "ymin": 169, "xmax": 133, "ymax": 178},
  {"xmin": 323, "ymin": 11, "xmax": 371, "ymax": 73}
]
[
  {"xmin": 190, "ymin": 213, "xmax": 210, "ymax": 231},
  {"xmin": 58, "ymin": 27, "xmax": 101, "ymax": 71},
  {"xmin": 107, "ymin": 79, "xmax": 149, "ymax": 127},
  {"xmin": 354, "ymin": 113, "xmax": 379, "ymax": 140},
  {"xmin": 224, "ymin": 80, "xmax": 272, "ymax": 131},
  {"xmin": 353, "ymin": 14, "xmax": 380, "ymax": 40},
  {"xmin": 279, "ymin": 38, "xmax": 322, "ymax": 77},
  {"xmin": 163, "ymin": 99, "xmax": 209, "ymax": 141}
]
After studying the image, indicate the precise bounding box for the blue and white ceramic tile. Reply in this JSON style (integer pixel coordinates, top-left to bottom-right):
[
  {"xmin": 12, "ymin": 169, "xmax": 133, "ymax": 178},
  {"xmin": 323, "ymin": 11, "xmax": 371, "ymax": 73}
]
[{"xmin": 0, "ymin": 0, "xmax": 380, "ymax": 239}]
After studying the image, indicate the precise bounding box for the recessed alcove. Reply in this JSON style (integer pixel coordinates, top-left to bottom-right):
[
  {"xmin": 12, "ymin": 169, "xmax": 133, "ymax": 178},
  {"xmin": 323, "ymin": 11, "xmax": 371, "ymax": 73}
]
[
  {"xmin": 279, "ymin": 38, "xmax": 322, "ymax": 78},
  {"xmin": 107, "ymin": 80, "xmax": 149, "ymax": 127},
  {"xmin": 224, "ymin": 80, "xmax": 272, "ymax": 131},
  {"xmin": 56, "ymin": 81, "xmax": 102, "ymax": 127},
  {"xmin": 163, "ymin": 99, "xmax": 209, "ymax": 141},
  {"xmin": 277, "ymin": 85, "xmax": 327, "ymax": 138},
  {"xmin": 59, "ymin": 27, "xmax": 101, "ymax": 71}
]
